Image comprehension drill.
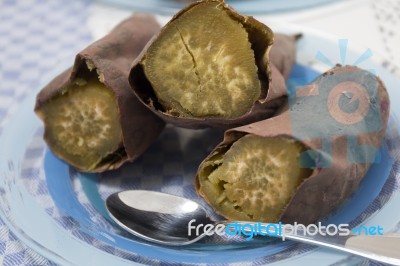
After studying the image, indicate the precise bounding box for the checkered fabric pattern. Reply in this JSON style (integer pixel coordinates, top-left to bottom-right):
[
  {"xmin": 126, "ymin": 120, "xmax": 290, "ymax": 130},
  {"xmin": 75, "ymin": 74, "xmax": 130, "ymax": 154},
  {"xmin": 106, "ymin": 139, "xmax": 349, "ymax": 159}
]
[
  {"xmin": 372, "ymin": 0, "xmax": 400, "ymax": 76},
  {"xmin": 0, "ymin": 0, "xmax": 92, "ymax": 265},
  {"xmin": 97, "ymin": 126, "xmax": 225, "ymax": 221}
]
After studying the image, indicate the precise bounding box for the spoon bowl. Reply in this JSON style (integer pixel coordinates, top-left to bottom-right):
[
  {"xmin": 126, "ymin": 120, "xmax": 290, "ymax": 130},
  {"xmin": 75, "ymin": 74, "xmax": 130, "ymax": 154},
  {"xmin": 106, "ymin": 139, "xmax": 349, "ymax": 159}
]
[{"xmin": 106, "ymin": 190, "xmax": 214, "ymax": 245}]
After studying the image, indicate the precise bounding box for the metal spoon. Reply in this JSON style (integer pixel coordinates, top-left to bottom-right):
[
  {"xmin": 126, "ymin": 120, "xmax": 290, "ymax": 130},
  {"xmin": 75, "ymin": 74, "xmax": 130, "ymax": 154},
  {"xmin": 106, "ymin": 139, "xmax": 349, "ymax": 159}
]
[{"xmin": 106, "ymin": 190, "xmax": 400, "ymax": 265}]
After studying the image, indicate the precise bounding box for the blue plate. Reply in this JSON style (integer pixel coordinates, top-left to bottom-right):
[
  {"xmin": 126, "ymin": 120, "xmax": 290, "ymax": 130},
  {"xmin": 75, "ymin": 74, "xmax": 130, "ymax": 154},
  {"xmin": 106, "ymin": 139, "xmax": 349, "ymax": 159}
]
[
  {"xmin": 95, "ymin": 0, "xmax": 336, "ymax": 15},
  {"xmin": 0, "ymin": 21, "xmax": 400, "ymax": 266}
]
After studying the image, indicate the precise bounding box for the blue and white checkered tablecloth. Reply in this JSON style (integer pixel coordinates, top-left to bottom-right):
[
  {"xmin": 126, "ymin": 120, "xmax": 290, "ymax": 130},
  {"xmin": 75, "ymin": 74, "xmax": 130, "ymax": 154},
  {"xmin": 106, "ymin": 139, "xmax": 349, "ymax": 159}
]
[{"xmin": 0, "ymin": 1, "xmax": 92, "ymax": 264}]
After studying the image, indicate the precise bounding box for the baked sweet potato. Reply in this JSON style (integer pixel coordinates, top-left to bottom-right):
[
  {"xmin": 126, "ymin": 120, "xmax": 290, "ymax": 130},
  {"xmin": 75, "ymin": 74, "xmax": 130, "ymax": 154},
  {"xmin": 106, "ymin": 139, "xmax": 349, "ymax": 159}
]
[
  {"xmin": 129, "ymin": 0, "xmax": 288, "ymax": 129},
  {"xmin": 35, "ymin": 14, "xmax": 165, "ymax": 172},
  {"xmin": 196, "ymin": 65, "xmax": 390, "ymax": 224}
]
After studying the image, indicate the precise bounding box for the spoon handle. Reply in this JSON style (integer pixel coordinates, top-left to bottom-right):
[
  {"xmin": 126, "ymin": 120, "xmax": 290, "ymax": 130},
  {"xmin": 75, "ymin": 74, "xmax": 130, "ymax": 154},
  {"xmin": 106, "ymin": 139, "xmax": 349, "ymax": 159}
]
[
  {"xmin": 344, "ymin": 234, "xmax": 400, "ymax": 263},
  {"xmin": 242, "ymin": 222, "xmax": 400, "ymax": 264},
  {"xmin": 287, "ymin": 231, "xmax": 400, "ymax": 264}
]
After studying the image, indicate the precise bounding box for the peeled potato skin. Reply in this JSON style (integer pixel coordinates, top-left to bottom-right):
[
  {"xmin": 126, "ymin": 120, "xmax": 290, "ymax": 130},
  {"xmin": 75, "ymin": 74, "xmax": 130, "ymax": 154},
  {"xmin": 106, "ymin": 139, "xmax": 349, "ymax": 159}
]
[{"xmin": 269, "ymin": 33, "xmax": 301, "ymax": 80}]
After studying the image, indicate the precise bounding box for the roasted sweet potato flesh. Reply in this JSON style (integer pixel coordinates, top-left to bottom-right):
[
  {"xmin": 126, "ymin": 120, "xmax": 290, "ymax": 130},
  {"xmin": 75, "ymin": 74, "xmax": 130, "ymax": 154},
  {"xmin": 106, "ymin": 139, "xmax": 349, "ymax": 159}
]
[
  {"xmin": 141, "ymin": 2, "xmax": 261, "ymax": 118},
  {"xmin": 198, "ymin": 135, "xmax": 313, "ymax": 222},
  {"xmin": 37, "ymin": 68, "xmax": 123, "ymax": 171}
]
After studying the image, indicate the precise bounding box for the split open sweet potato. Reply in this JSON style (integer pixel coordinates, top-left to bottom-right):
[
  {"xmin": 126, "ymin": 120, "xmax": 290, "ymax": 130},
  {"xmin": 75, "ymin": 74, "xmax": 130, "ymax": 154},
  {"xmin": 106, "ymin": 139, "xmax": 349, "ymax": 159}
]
[
  {"xmin": 35, "ymin": 14, "xmax": 165, "ymax": 172},
  {"xmin": 196, "ymin": 65, "xmax": 390, "ymax": 224}
]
